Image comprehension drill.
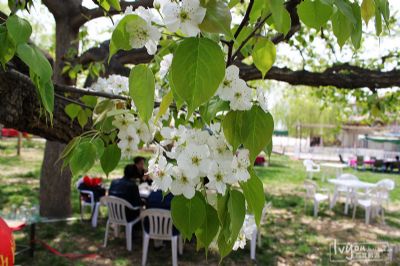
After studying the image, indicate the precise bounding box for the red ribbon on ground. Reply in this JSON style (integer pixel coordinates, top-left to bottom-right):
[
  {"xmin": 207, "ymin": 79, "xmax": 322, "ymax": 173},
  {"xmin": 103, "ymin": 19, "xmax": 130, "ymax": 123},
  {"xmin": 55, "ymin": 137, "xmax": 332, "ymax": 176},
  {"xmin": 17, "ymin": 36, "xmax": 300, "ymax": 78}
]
[{"xmin": 32, "ymin": 239, "xmax": 100, "ymax": 260}]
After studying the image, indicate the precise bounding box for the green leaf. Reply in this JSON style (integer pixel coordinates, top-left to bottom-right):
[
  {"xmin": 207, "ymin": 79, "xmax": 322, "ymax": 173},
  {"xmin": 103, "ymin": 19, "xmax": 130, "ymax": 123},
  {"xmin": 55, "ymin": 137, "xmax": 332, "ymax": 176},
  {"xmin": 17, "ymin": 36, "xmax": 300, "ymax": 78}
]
[
  {"xmin": 170, "ymin": 37, "xmax": 225, "ymax": 116},
  {"xmin": 222, "ymin": 110, "xmax": 246, "ymax": 151},
  {"xmin": 375, "ymin": 0, "xmax": 389, "ymax": 25},
  {"xmin": 96, "ymin": 0, "xmax": 110, "ymax": 11},
  {"xmin": 331, "ymin": 9, "xmax": 353, "ymax": 48},
  {"xmin": 218, "ymin": 189, "xmax": 246, "ymax": 259},
  {"xmin": 31, "ymin": 75, "xmax": 54, "ymax": 114},
  {"xmin": 92, "ymin": 138, "xmax": 105, "ymax": 158},
  {"xmin": 267, "ymin": 0, "xmax": 291, "ymax": 35},
  {"xmin": 65, "ymin": 104, "xmax": 82, "ymax": 120},
  {"xmin": 264, "ymin": 139, "xmax": 273, "ymax": 157},
  {"xmin": 171, "ymin": 193, "xmax": 206, "ymax": 240},
  {"xmin": 297, "ymin": 0, "xmax": 333, "ymax": 30},
  {"xmin": 252, "ymin": 38, "xmax": 276, "ymax": 78},
  {"xmin": 250, "ymin": 0, "xmax": 268, "ymax": 22},
  {"xmin": 81, "ymin": 95, "xmax": 97, "ymax": 108},
  {"xmin": 374, "ymin": 2, "xmax": 382, "ymax": 36},
  {"xmin": 195, "ymin": 204, "xmax": 219, "ymax": 251},
  {"xmin": 242, "ymin": 106, "xmax": 274, "ymax": 162},
  {"xmin": 0, "ymin": 26, "xmax": 16, "ymax": 68},
  {"xmin": 223, "ymin": 106, "xmax": 274, "ymax": 162},
  {"xmin": 155, "ymin": 90, "xmax": 173, "ymax": 123},
  {"xmin": 109, "ymin": 14, "xmax": 144, "ymax": 61},
  {"xmin": 6, "ymin": 15, "xmax": 32, "ymax": 45},
  {"xmin": 16, "ymin": 43, "xmax": 52, "ymax": 81},
  {"xmin": 228, "ymin": 0, "xmax": 240, "ymax": 8},
  {"xmin": 129, "ymin": 64, "xmax": 155, "ymax": 123},
  {"xmin": 108, "ymin": 0, "xmax": 121, "ymax": 11},
  {"xmin": 199, "ymin": 98, "xmax": 230, "ymax": 124},
  {"xmin": 100, "ymin": 144, "xmax": 121, "ymax": 176},
  {"xmin": 240, "ymin": 170, "xmax": 265, "ymax": 226},
  {"xmin": 77, "ymin": 109, "xmax": 89, "ymax": 128},
  {"xmin": 350, "ymin": 3, "xmax": 362, "ymax": 49},
  {"xmin": 199, "ymin": 0, "xmax": 233, "ymax": 38},
  {"xmin": 216, "ymin": 192, "xmax": 229, "ymax": 224},
  {"xmin": 334, "ymin": 0, "xmax": 357, "ymax": 25},
  {"xmin": 70, "ymin": 142, "xmax": 97, "ymax": 176},
  {"xmin": 361, "ymin": 0, "xmax": 375, "ymax": 25}
]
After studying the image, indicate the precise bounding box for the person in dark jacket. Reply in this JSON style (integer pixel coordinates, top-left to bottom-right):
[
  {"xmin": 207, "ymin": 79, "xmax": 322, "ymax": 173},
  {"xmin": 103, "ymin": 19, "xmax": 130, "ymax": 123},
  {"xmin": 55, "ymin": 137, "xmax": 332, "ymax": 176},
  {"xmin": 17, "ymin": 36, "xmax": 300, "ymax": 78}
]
[
  {"xmin": 146, "ymin": 190, "xmax": 173, "ymax": 210},
  {"xmin": 109, "ymin": 164, "xmax": 144, "ymax": 222}
]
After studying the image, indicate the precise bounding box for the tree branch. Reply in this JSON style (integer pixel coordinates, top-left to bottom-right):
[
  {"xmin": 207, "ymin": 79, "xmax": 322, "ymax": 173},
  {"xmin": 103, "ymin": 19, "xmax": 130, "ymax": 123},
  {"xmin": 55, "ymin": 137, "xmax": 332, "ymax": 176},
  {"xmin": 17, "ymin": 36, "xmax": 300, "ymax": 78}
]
[{"xmin": 238, "ymin": 63, "xmax": 400, "ymax": 89}]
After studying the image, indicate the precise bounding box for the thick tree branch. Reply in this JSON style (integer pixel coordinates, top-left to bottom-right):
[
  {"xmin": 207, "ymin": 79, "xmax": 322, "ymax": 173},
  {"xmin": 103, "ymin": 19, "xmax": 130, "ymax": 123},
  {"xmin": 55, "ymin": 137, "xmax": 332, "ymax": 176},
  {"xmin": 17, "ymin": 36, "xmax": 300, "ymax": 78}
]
[
  {"xmin": 0, "ymin": 69, "xmax": 86, "ymax": 143},
  {"xmin": 238, "ymin": 63, "xmax": 400, "ymax": 89}
]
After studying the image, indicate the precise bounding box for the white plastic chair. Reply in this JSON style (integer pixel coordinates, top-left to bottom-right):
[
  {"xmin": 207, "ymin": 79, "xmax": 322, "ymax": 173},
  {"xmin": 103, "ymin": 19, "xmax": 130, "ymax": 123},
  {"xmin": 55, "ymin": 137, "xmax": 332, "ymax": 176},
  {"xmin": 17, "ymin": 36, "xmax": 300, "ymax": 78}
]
[
  {"xmin": 304, "ymin": 180, "xmax": 329, "ymax": 217},
  {"xmin": 76, "ymin": 179, "xmax": 101, "ymax": 228},
  {"xmin": 330, "ymin": 174, "xmax": 359, "ymax": 210},
  {"xmin": 102, "ymin": 196, "xmax": 141, "ymax": 251},
  {"xmin": 141, "ymin": 209, "xmax": 183, "ymax": 266},
  {"xmin": 250, "ymin": 202, "xmax": 271, "ymax": 260},
  {"xmin": 352, "ymin": 186, "xmax": 387, "ymax": 224},
  {"xmin": 303, "ymin": 160, "xmax": 320, "ymax": 179},
  {"xmin": 376, "ymin": 179, "xmax": 395, "ymax": 207}
]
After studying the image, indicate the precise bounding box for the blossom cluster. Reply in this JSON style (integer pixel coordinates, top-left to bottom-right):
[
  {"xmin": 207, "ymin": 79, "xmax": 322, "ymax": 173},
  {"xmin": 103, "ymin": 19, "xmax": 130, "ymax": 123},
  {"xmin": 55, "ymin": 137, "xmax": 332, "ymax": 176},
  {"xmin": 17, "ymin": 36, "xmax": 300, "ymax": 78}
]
[
  {"xmin": 113, "ymin": 113, "xmax": 156, "ymax": 158},
  {"xmin": 124, "ymin": 0, "xmax": 206, "ymax": 55},
  {"xmin": 88, "ymin": 74, "xmax": 129, "ymax": 95},
  {"xmin": 148, "ymin": 126, "xmax": 251, "ymax": 198},
  {"xmin": 217, "ymin": 65, "xmax": 269, "ymax": 111}
]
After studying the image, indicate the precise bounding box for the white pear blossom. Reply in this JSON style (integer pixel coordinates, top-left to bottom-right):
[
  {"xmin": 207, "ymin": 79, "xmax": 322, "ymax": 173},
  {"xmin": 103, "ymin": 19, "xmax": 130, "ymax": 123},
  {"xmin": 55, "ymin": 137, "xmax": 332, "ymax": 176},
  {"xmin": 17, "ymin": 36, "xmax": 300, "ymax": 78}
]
[
  {"xmin": 160, "ymin": 125, "xmax": 187, "ymax": 146},
  {"xmin": 229, "ymin": 79, "xmax": 252, "ymax": 111},
  {"xmin": 112, "ymin": 113, "xmax": 135, "ymax": 129},
  {"xmin": 162, "ymin": 0, "xmax": 206, "ymax": 36},
  {"xmin": 206, "ymin": 161, "xmax": 234, "ymax": 194},
  {"xmin": 256, "ymin": 87, "xmax": 268, "ymax": 112},
  {"xmin": 233, "ymin": 215, "xmax": 256, "ymax": 250},
  {"xmin": 208, "ymin": 135, "xmax": 232, "ymax": 161},
  {"xmin": 149, "ymin": 155, "xmax": 173, "ymax": 191},
  {"xmin": 117, "ymin": 125, "xmax": 140, "ymax": 158},
  {"xmin": 125, "ymin": 13, "xmax": 161, "ymax": 55},
  {"xmin": 177, "ymin": 143, "xmax": 210, "ymax": 178},
  {"xmin": 133, "ymin": 120, "xmax": 155, "ymax": 143},
  {"xmin": 134, "ymin": 6, "xmax": 163, "ymax": 24},
  {"xmin": 186, "ymin": 128, "xmax": 210, "ymax": 145},
  {"xmin": 232, "ymin": 149, "xmax": 251, "ymax": 181},
  {"xmin": 217, "ymin": 65, "xmax": 241, "ymax": 101},
  {"xmin": 153, "ymin": 0, "xmax": 172, "ymax": 11},
  {"xmin": 89, "ymin": 75, "xmax": 129, "ymax": 95},
  {"xmin": 170, "ymin": 166, "xmax": 198, "ymax": 199},
  {"xmin": 159, "ymin": 53, "xmax": 173, "ymax": 78}
]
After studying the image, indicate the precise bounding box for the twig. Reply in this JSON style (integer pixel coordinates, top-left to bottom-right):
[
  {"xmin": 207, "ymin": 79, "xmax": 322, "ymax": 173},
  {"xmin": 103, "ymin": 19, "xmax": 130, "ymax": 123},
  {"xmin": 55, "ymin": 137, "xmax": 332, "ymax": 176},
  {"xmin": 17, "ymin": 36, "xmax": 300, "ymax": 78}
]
[
  {"xmin": 226, "ymin": 0, "xmax": 255, "ymax": 66},
  {"xmin": 231, "ymin": 13, "xmax": 272, "ymax": 61},
  {"xmin": 54, "ymin": 93, "xmax": 92, "ymax": 109}
]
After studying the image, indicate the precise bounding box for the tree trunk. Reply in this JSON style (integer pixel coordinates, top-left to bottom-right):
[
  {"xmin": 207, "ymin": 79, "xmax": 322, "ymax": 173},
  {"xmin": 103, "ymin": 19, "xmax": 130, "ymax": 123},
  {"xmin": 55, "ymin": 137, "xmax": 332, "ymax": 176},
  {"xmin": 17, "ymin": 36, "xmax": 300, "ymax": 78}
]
[{"xmin": 39, "ymin": 18, "xmax": 79, "ymax": 218}]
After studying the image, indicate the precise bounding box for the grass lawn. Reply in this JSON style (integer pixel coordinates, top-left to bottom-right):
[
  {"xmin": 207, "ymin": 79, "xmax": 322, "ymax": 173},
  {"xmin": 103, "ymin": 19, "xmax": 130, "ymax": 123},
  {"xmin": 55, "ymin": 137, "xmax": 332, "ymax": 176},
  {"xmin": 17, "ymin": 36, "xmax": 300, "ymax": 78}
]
[{"xmin": 0, "ymin": 138, "xmax": 399, "ymax": 265}]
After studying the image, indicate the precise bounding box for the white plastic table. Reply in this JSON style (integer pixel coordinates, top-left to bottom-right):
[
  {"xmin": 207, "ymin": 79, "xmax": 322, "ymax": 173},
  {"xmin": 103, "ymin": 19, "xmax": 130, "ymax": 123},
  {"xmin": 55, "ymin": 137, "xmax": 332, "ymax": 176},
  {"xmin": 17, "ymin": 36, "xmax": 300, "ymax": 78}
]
[
  {"xmin": 321, "ymin": 163, "xmax": 348, "ymax": 180},
  {"xmin": 328, "ymin": 179, "xmax": 376, "ymax": 214}
]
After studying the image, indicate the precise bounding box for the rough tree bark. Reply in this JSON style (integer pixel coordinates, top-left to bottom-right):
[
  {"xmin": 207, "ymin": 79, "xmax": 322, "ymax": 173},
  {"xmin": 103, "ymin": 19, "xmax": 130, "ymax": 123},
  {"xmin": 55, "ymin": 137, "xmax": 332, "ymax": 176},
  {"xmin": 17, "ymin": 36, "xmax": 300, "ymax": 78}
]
[{"xmin": 39, "ymin": 16, "xmax": 80, "ymax": 218}]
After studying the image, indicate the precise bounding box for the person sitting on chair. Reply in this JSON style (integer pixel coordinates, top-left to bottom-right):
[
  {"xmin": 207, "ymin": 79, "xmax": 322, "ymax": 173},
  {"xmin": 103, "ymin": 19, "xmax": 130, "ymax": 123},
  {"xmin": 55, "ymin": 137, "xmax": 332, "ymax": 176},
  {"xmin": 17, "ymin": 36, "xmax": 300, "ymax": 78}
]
[
  {"xmin": 109, "ymin": 164, "xmax": 144, "ymax": 221},
  {"xmin": 146, "ymin": 190, "xmax": 173, "ymax": 210},
  {"xmin": 144, "ymin": 190, "xmax": 177, "ymax": 248},
  {"xmin": 132, "ymin": 156, "xmax": 153, "ymax": 185}
]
